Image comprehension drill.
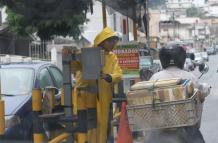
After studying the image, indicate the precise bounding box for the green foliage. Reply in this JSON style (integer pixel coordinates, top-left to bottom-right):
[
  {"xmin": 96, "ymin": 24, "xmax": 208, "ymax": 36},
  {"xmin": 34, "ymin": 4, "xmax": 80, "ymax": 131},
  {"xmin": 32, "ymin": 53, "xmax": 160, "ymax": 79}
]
[
  {"xmin": 148, "ymin": 0, "xmax": 165, "ymax": 9},
  {"xmin": 0, "ymin": 0, "xmax": 92, "ymax": 40},
  {"xmin": 186, "ymin": 7, "xmax": 202, "ymax": 17}
]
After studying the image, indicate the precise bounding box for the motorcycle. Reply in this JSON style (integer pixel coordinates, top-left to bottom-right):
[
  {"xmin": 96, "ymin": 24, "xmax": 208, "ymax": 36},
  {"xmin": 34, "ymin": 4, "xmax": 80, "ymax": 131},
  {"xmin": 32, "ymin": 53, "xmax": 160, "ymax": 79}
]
[{"xmin": 126, "ymin": 62, "xmax": 211, "ymax": 143}]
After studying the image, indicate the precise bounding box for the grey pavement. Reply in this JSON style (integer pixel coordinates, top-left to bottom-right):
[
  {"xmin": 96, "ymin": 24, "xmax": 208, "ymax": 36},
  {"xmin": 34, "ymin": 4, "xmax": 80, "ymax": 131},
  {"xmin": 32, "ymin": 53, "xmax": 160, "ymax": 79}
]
[{"xmin": 193, "ymin": 54, "xmax": 218, "ymax": 143}]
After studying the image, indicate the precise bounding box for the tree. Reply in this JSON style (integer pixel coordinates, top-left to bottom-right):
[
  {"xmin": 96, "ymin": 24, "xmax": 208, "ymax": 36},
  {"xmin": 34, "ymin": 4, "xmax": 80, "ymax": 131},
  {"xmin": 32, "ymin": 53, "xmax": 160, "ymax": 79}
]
[
  {"xmin": 148, "ymin": 0, "xmax": 165, "ymax": 9},
  {"xmin": 0, "ymin": 0, "xmax": 93, "ymax": 40},
  {"xmin": 186, "ymin": 7, "xmax": 202, "ymax": 17}
]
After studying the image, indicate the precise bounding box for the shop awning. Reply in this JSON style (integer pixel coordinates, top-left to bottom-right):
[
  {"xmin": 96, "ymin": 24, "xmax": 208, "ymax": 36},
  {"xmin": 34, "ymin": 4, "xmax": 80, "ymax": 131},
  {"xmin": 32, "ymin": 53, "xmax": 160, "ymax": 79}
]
[{"xmin": 96, "ymin": 0, "xmax": 146, "ymax": 20}]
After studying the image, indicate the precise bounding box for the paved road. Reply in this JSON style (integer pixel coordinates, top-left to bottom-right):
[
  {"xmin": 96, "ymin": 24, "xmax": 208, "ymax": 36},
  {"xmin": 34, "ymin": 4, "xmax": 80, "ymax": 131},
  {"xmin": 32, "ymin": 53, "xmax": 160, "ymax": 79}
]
[{"xmin": 193, "ymin": 54, "xmax": 218, "ymax": 143}]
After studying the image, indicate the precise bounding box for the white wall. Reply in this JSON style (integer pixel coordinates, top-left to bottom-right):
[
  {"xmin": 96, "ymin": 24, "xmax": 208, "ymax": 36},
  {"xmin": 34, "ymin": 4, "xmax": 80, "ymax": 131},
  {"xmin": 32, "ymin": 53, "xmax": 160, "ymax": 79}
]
[
  {"xmin": 82, "ymin": 1, "xmax": 108, "ymax": 45},
  {"xmin": 179, "ymin": 25, "xmax": 192, "ymax": 40},
  {"xmin": 82, "ymin": 1, "xmax": 120, "ymax": 44},
  {"xmin": 160, "ymin": 10, "xmax": 171, "ymax": 21},
  {"xmin": 82, "ymin": 1, "xmax": 134, "ymax": 45},
  {"xmin": 0, "ymin": 7, "xmax": 7, "ymax": 23},
  {"xmin": 193, "ymin": 0, "xmax": 205, "ymax": 7},
  {"xmin": 166, "ymin": 0, "xmax": 193, "ymax": 9},
  {"xmin": 166, "ymin": 0, "xmax": 205, "ymax": 8},
  {"xmin": 149, "ymin": 10, "xmax": 160, "ymax": 37}
]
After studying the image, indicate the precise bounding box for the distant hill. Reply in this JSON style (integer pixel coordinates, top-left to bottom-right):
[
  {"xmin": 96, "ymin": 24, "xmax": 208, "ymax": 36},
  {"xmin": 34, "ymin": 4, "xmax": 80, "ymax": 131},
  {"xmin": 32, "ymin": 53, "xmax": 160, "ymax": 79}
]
[{"xmin": 148, "ymin": 0, "xmax": 166, "ymax": 9}]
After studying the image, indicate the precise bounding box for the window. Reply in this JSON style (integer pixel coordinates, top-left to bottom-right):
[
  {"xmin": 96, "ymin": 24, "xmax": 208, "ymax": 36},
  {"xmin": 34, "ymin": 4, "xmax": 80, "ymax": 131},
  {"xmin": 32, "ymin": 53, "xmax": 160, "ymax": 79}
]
[
  {"xmin": 49, "ymin": 67, "xmax": 63, "ymax": 89},
  {"xmin": 0, "ymin": 68, "xmax": 34, "ymax": 95},
  {"xmin": 39, "ymin": 68, "xmax": 54, "ymax": 88}
]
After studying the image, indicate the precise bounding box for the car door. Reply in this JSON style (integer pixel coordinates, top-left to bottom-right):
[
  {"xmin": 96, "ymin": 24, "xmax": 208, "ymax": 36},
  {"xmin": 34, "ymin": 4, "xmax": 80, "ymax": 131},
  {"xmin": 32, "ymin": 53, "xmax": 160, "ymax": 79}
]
[{"xmin": 47, "ymin": 66, "xmax": 63, "ymax": 89}]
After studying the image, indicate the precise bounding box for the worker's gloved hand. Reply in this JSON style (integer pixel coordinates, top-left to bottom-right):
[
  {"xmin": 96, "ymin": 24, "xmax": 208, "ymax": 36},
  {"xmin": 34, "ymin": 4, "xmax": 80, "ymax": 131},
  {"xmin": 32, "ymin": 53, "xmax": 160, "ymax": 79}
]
[{"xmin": 101, "ymin": 73, "xmax": 112, "ymax": 83}]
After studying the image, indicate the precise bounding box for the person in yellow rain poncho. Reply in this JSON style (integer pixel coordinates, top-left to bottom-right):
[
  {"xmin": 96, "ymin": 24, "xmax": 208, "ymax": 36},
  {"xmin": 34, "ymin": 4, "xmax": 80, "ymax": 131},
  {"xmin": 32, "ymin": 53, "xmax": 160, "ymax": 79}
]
[{"xmin": 72, "ymin": 27, "xmax": 122, "ymax": 143}]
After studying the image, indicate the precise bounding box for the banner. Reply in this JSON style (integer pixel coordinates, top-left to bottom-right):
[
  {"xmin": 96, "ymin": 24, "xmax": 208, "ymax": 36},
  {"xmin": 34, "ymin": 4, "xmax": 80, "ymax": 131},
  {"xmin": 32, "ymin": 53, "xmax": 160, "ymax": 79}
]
[{"xmin": 113, "ymin": 49, "xmax": 139, "ymax": 71}]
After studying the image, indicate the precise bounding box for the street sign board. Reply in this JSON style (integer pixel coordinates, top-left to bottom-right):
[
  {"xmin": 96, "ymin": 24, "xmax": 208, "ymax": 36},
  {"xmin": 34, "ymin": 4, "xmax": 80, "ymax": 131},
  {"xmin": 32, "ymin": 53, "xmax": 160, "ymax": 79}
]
[{"xmin": 113, "ymin": 43, "xmax": 140, "ymax": 77}]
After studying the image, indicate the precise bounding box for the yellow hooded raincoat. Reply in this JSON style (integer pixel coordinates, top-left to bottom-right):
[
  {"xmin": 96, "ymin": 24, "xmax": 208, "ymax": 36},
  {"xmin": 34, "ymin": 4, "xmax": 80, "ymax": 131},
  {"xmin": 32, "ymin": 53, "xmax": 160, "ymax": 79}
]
[{"xmin": 72, "ymin": 27, "xmax": 122, "ymax": 143}]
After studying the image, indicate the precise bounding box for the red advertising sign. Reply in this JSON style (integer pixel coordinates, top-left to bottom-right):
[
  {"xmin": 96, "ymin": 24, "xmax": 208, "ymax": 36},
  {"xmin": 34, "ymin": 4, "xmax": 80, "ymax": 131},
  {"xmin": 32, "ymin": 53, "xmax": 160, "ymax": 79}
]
[{"xmin": 113, "ymin": 48, "xmax": 139, "ymax": 70}]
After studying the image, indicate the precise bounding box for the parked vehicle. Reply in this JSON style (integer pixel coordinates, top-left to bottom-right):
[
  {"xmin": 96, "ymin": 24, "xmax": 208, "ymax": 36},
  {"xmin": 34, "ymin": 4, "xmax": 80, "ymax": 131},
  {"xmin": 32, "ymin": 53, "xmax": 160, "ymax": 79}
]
[
  {"xmin": 139, "ymin": 56, "xmax": 153, "ymax": 69},
  {"xmin": 184, "ymin": 58, "xmax": 195, "ymax": 71},
  {"xmin": 215, "ymin": 45, "xmax": 218, "ymax": 52},
  {"xmin": 207, "ymin": 47, "xmax": 216, "ymax": 55},
  {"xmin": 0, "ymin": 56, "xmax": 63, "ymax": 140},
  {"xmin": 139, "ymin": 56, "xmax": 161, "ymax": 80},
  {"xmin": 193, "ymin": 52, "xmax": 204, "ymax": 66},
  {"xmin": 201, "ymin": 52, "xmax": 209, "ymax": 62}
]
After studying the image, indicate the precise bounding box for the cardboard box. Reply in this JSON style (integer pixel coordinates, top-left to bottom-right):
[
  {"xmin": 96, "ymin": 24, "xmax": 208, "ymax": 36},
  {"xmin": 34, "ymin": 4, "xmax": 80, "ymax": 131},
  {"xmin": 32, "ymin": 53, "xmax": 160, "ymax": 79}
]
[{"xmin": 127, "ymin": 79, "xmax": 194, "ymax": 105}]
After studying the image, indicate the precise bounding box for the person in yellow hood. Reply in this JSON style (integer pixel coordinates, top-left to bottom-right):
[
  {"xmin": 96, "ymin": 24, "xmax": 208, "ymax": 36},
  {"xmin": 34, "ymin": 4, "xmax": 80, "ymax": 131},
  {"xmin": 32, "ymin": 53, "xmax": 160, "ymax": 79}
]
[
  {"xmin": 73, "ymin": 27, "xmax": 122, "ymax": 143},
  {"xmin": 94, "ymin": 27, "xmax": 122, "ymax": 143}
]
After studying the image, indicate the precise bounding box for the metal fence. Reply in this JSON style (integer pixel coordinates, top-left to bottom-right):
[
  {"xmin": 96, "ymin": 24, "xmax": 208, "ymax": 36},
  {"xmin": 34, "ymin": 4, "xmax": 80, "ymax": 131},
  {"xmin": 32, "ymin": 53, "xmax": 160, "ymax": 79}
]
[{"xmin": 29, "ymin": 40, "xmax": 51, "ymax": 60}]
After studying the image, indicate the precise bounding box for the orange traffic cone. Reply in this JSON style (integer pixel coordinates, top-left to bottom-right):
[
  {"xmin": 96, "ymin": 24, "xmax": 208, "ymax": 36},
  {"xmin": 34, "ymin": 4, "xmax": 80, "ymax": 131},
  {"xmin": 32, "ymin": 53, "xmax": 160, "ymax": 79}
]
[{"xmin": 116, "ymin": 102, "xmax": 133, "ymax": 143}]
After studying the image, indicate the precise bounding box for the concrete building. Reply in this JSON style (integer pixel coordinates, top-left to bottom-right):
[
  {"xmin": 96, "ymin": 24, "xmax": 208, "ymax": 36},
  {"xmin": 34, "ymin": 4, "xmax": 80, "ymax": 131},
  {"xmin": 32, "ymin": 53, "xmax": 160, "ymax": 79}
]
[
  {"xmin": 0, "ymin": 7, "xmax": 32, "ymax": 56},
  {"xmin": 149, "ymin": 9, "xmax": 161, "ymax": 38},
  {"xmin": 201, "ymin": 17, "xmax": 218, "ymax": 45},
  {"xmin": 204, "ymin": 5, "xmax": 218, "ymax": 17},
  {"xmin": 177, "ymin": 17, "xmax": 200, "ymax": 40},
  {"xmin": 159, "ymin": 17, "xmax": 210, "ymax": 51},
  {"xmin": 82, "ymin": 1, "xmax": 135, "ymax": 44},
  {"xmin": 166, "ymin": 0, "xmax": 194, "ymax": 9},
  {"xmin": 159, "ymin": 20, "xmax": 181, "ymax": 43},
  {"xmin": 159, "ymin": 17, "xmax": 197, "ymax": 43},
  {"xmin": 148, "ymin": 9, "xmax": 161, "ymax": 48},
  {"xmin": 193, "ymin": 0, "xmax": 205, "ymax": 7},
  {"xmin": 164, "ymin": 0, "xmax": 204, "ymax": 19},
  {"xmin": 206, "ymin": 0, "xmax": 218, "ymax": 5}
]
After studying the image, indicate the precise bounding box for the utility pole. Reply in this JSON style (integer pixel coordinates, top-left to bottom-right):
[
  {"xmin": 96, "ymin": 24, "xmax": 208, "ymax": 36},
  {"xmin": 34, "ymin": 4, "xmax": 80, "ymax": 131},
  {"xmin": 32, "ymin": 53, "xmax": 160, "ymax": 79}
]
[
  {"xmin": 132, "ymin": 0, "xmax": 137, "ymax": 41},
  {"xmin": 102, "ymin": 0, "xmax": 107, "ymax": 28},
  {"xmin": 172, "ymin": 11, "xmax": 176, "ymax": 40},
  {"xmin": 122, "ymin": 0, "xmax": 129, "ymax": 42},
  {"xmin": 143, "ymin": 0, "xmax": 150, "ymax": 47}
]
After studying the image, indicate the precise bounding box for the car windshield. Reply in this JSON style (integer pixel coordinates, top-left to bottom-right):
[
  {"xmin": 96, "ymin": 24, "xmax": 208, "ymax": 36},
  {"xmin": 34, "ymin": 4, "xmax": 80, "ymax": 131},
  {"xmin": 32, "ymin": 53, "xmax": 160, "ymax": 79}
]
[
  {"xmin": 0, "ymin": 68, "xmax": 34, "ymax": 95},
  {"xmin": 140, "ymin": 57, "xmax": 152, "ymax": 68}
]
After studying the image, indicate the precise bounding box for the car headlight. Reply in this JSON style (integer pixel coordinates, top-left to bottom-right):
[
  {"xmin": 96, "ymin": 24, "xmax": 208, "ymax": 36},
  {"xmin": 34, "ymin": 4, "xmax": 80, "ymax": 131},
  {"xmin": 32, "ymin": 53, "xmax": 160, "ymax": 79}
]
[{"xmin": 5, "ymin": 115, "xmax": 21, "ymax": 129}]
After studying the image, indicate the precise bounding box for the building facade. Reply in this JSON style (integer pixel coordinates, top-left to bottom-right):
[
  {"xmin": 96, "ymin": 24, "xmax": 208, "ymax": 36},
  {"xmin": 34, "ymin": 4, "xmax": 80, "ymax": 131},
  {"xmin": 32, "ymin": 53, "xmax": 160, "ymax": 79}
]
[
  {"xmin": 166, "ymin": 0, "xmax": 194, "ymax": 9},
  {"xmin": 149, "ymin": 9, "xmax": 161, "ymax": 38},
  {"xmin": 206, "ymin": 0, "xmax": 218, "ymax": 5},
  {"xmin": 82, "ymin": 1, "xmax": 136, "ymax": 44},
  {"xmin": 0, "ymin": 7, "xmax": 32, "ymax": 56}
]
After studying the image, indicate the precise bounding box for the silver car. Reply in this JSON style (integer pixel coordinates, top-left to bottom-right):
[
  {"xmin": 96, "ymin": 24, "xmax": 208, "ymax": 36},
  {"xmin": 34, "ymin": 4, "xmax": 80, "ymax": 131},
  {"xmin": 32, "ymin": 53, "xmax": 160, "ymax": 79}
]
[
  {"xmin": 194, "ymin": 52, "xmax": 204, "ymax": 66},
  {"xmin": 0, "ymin": 60, "xmax": 63, "ymax": 140},
  {"xmin": 184, "ymin": 58, "xmax": 195, "ymax": 71},
  {"xmin": 207, "ymin": 47, "xmax": 216, "ymax": 55},
  {"xmin": 201, "ymin": 52, "xmax": 209, "ymax": 62}
]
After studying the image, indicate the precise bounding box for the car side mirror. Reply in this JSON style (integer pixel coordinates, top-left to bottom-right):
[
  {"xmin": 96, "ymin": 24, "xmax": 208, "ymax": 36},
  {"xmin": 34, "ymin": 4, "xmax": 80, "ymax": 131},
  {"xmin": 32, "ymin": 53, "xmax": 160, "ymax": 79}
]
[{"xmin": 199, "ymin": 63, "xmax": 209, "ymax": 74}]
